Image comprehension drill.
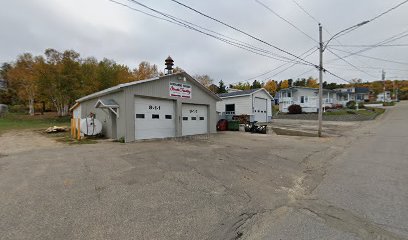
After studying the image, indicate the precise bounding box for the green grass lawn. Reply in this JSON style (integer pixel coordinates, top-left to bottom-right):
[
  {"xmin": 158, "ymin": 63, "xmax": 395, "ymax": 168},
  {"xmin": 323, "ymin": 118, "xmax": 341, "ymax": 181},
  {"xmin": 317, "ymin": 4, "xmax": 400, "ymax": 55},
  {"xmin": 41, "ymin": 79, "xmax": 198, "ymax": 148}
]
[{"xmin": 0, "ymin": 112, "xmax": 71, "ymax": 135}]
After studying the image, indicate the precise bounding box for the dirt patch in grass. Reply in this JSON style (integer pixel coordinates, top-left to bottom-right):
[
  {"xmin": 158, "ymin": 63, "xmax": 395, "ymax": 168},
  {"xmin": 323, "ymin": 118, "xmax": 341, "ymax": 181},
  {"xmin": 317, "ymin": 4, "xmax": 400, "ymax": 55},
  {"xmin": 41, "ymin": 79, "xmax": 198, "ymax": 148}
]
[
  {"xmin": 42, "ymin": 131, "xmax": 98, "ymax": 145},
  {"xmin": 0, "ymin": 112, "xmax": 70, "ymax": 135}
]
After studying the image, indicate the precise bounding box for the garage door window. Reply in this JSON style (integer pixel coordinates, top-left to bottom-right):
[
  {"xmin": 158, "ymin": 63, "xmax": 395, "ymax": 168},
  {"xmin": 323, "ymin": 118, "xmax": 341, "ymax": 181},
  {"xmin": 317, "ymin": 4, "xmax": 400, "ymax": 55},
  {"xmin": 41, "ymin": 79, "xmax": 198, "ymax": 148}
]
[
  {"xmin": 192, "ymin": 117, "xmax": 197, "ymax": 120},
  {"xmin": 183, "ymin": 117, "xmax": 188, "ymax": 121},
  {"xmin": 152, "ymin": 114, "xmax": 160, "ymax": 119},
  {"xmin": 136, "ymin": 114, "xmax": 145, "ymax": 119},
  {"xmin": 165, "ymin": 115, "xmax": 172, "ymax": 119},
  {"xmin": 200, "ymin": 117, "xmax": 205, "ymax": 120}
]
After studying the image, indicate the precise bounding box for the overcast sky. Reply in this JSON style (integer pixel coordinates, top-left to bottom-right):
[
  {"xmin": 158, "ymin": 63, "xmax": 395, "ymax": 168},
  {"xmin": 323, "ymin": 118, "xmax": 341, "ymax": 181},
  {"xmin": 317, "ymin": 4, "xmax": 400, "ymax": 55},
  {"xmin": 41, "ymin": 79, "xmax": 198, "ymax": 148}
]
[{"xmin": 1, "ymin": 0, "xmax": 408, "ymax": 85}]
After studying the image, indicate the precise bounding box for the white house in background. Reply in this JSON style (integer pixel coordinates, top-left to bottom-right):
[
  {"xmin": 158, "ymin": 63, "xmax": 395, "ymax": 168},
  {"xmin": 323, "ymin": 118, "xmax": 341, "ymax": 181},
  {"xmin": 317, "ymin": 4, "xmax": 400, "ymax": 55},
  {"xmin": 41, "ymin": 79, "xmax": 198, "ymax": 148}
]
[
  {"xmin": 216, "ymin": 88, "xmax": 274, "ymax": 122},
  {"xmin": 278, "ymin": 86, "xmax": 371, "ymax": 113},
  {"xmin": 376, "ymin": 91, "xmax": 392, "ymax": 102},
  {"xmin": 335, "ymin": 87, "xmax": 370, "ymax": 105},
  {"xmin": 278, "ymin": 87, "xmax": 337, "ymax": 113}
]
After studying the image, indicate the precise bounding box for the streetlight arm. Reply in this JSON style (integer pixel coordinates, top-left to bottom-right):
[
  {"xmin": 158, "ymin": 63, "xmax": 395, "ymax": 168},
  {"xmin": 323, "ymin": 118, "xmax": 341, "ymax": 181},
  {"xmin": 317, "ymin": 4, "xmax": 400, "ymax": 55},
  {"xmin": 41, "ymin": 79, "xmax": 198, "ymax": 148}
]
[{"xmin": 322, "ymin": 20, "xmax": 370, "ymax": 51}]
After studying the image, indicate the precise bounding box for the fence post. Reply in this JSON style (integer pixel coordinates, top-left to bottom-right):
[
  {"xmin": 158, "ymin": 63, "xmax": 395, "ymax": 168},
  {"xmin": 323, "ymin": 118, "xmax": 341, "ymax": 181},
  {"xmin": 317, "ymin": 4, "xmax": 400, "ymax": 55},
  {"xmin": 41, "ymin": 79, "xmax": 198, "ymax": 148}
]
[{"xmin": 77, "ymin": 118, "xmax": 81, "ymax": 140}]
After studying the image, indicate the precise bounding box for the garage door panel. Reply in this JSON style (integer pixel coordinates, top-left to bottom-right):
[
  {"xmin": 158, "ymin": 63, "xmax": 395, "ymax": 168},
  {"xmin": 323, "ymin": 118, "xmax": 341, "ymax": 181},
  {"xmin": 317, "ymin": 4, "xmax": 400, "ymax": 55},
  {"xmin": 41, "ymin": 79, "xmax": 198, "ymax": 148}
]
[
  {"xmin": 254, "ymin": 97, "xmax": 267, "ymax": 122},
  {"xmin": 182, "ymin": 104, "xmax": 208, "ymax": 136},
  {"xmin": 135, "ymin": 97, "xmax": 175, "ymax": 140}
]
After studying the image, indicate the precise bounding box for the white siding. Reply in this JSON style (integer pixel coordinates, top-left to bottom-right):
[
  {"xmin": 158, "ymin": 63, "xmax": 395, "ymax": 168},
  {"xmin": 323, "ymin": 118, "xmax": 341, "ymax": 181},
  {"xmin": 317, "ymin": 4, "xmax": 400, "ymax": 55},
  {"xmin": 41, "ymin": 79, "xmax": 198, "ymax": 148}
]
[
  {"xmin": 252, "ymin": 90, "xmax": 273, "ymax": 121},
  {"xmin": 216, "ymin": 95, "xmax": 251, "ymax": 115}
]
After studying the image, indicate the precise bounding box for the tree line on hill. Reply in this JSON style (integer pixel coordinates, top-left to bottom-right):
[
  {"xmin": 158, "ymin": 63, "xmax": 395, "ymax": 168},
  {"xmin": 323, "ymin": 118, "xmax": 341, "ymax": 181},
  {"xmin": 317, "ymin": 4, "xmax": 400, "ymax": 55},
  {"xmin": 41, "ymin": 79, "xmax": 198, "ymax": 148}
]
[
  {"xmin": 213, "ymin": 77, "xmax": 408, "ymax": 100},
  {"xmin": 1, "ymin": 49, "xmax": 407, "ymax": 116},
  {"xmin": 0, "ymin": 49, "xmax": 186, "ymax": 116}
]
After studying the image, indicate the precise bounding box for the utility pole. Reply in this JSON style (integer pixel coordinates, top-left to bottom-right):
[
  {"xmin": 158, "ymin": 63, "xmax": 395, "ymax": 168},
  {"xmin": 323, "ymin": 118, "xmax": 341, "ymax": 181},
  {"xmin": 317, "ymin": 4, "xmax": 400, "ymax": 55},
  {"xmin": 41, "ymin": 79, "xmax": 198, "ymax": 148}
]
[
  {"xmin": 382, "ymin": 70, "xmax": 386, "ymax": 102},
  {"xmin": 318, "ymin": 23, "xmax": 323, "ymax": 137}
]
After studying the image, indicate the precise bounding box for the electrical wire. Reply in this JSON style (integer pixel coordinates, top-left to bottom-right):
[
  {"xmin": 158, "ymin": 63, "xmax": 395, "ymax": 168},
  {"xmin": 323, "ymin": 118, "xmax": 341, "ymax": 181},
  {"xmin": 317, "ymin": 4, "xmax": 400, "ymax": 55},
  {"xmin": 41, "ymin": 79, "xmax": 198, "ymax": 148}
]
[
  {"xmin": 168, "ymin": 0, "xmax": 317, "ymax": 67},
  {"xmin": 329, "ymin": 44, "xmax": 408, "ymax": 47},
  {"xmin": 241, "ymin": 46, "xmax": 317, "ymax": 82},
  {"xmin": 291, "ymin": 0, "xmax": 320, "ymax": 24},
  {"xmin": 254, "ymin": 0, "xmax": 317, "ymax": 43},
  {"xmin": 326, "ymin": 48, "xmax": 379, "ymax": 78},
  {"xmin": 369, "ymin": 0, "xmax": 408, "ymax": 23},
  {"xmin": 325, "ymin": 64, "xmax": 408, "ymax": 72},
  {"xmin": 109, "ymin": 0, "xmax": 310, "ymax": 64},
  {"xmin": 329, "ymin": 47, "xmax": 408, "ymax": 65},
  {"xmin": 261, "ymin": 48, "xmax": 319, "ymax": 81}
]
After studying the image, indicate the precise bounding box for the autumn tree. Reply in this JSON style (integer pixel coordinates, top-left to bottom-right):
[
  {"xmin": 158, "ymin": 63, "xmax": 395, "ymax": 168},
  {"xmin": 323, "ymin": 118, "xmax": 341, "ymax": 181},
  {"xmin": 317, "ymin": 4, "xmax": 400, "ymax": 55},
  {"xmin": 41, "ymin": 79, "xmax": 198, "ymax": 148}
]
[
  {"xmin": 133, "ymin": 61, "xmax": 159, "ymax": 81},
  {"xmin": 7, "ymin": 53, "xmax": 42, "ymax": 115},
  {"xmin": 306, "ymin": 77, "xmax": 318, "ymax": 88},
  {"xmin": 264, "ymin": 80, "xmax": 278, "ymax": 95},
  {"xmin": 230, "ymin": 82, "xmax": 251, "ymax": 90},
  {"xmin": 194, "ymin": 74, "xmax": 213, "ymax": 87},
  {"xmin": 0, "ymin": 63, "xmax": 15, "ymax": 105},
  {"xmin": 280, "ymin": 79, "xmax": 289, "ymax": 89},
  {"xmin": 37, "ymin": 49, "xmax": 82, "ymax": 116}
]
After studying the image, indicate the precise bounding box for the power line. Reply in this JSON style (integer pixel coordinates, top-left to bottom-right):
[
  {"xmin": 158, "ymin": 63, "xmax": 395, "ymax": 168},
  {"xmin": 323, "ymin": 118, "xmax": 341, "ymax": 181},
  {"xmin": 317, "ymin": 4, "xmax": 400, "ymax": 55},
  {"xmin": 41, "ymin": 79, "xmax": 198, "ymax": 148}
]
[
  {"xmin": 291, "ymin": 0, "xmax": 320, "ymax": 24},
  {"xmin": 325, "ymin": 69, "xmax": 353, "ymax": 83},
  {"xmin": 369, "ymin": 0, "xmax": 408, "ymax": 22},
  {"xmin": 329, "ymin": 47, "xmax": 408, "ymax": 65},
  {"xmin": 326, "ymin": 29, "xmax": 408, "ymax": 63},
  {"xmin": 326, "ymin": 64, "xmax": 408, "ymax": 72},
  {"xmin": 254, "ymin": 0, "xmax": 317, "ymax": 43},
  {"xmin": 328, "ymin": 0, "xmax": 408, "ymax": 41},
  {"xmin": 261, "ymin": 48, "xmax": 319, "ymax": 81},
  {"xmin": 234, "ymin": 46, "xmax": 317, "ymax": 84},
  {"xmin": 326, "ymin": 48, "xmax": 379, "ymax": 78},
  {"xmin": 168, "ymin": 0, "xmax": 317, "ymax": 67},
  {"xmin": 329, "ymin": 44, "xmax": 408, "ymax": 47},
  {"xmin": 111, "ymin": 0, "xmax": 310, "ymax": 65}
]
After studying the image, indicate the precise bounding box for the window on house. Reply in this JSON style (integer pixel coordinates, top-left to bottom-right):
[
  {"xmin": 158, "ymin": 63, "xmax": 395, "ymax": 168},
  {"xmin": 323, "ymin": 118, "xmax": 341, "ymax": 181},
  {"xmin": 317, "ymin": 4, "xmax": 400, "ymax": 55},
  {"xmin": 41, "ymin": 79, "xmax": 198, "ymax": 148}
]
[
  {"xmin": 225, "ymin": 104, "xmax": 235, "ymax": 112},
  {"xmin": 199, "ymin": 117, "xmax": 205, "ymax": 120},
  {"xmin": 136, "ymin": 114, "xmax": 145, "ymax": 119},
  {"xmin": 288, "ymin": 92, "xmax": 292, "ymax": 97},
  {"xmin": 300, "ymin": 96, "xmax": 305, "ymax": 103},
  {"xmin": 152, "ymin": 114, "xmax": 159, "ymax": 119},
  {"xmin": 191, "ymin": 117, "xmax": 197, "ymax": 120},
  {"xmin": 165, "ymin": 115, "xmax": 172, "ymax": 119},
  {"xmin": 183, "ymin": 117, "xmax": 188, "ymax": 121}
]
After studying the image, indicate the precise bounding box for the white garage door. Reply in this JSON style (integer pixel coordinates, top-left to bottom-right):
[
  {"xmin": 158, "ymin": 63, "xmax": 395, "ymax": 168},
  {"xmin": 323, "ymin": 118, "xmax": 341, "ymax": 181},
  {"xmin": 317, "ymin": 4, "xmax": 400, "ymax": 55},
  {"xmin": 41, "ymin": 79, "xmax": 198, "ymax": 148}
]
[
  {"xmin": 182, "ymin": 104, "xmax": 208, "ymax": 136},
  {"xmin": 253, "ymin": 97, "xmax": 267, "ymax": 122},
  {"xmin": 135, "ymin": 97, "xmax": 176, "ymax": 140}
]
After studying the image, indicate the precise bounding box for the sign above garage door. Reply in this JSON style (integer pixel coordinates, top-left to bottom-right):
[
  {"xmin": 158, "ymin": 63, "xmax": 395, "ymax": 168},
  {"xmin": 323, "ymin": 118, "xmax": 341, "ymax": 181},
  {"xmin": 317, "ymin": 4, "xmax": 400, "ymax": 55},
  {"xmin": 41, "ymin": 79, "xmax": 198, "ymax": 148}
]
[{"xmin": 169, "ymin": 82, "xmax": 192, "ymax": 99}]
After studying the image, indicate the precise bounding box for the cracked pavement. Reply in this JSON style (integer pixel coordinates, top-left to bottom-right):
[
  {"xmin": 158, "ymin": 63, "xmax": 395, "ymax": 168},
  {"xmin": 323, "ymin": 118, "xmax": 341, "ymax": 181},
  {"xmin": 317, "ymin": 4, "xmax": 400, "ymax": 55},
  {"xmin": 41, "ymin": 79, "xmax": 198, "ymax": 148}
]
[{"xmin": 0, "ymin": 102, "xmax": 407, "ymax": 239}]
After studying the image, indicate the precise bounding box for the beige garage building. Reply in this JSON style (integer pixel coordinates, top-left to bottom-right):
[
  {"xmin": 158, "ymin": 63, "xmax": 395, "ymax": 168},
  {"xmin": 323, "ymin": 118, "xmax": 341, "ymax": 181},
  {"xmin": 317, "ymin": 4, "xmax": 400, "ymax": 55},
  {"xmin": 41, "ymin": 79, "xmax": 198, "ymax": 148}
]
[{"xmin": 74, "ymin": 71, "xmax": 221, "ymax": 142}]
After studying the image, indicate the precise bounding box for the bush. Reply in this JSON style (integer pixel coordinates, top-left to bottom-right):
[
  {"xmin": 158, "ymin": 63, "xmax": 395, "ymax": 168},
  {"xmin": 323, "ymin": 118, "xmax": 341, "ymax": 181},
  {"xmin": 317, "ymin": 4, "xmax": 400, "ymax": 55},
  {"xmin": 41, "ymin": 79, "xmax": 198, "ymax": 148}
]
[
  {"xmin": 383, "ymin": 102, "xmax": 395, "ymax": 106},
  {"xmin": 358, "ymin": 102, "xmax": 365, "ymax": 109},
  {"xmin": 288, "ymin": 104, "xmax": 302, "ymax": 114},
  {"xmin": 346, "ymin": 101, "xmax": 356, "ymax": 109},
  {"xmin": 8, "ymin": 104, "xmax": 27, "ymax": 113}
]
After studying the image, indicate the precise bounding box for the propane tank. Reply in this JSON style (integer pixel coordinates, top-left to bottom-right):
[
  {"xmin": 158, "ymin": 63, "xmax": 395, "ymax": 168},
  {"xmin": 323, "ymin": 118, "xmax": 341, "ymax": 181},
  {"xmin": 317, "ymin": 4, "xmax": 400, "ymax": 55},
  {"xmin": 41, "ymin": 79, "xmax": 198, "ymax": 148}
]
[{"xmin": 80, "ymin": 117, "xmax": 102, "ymax": 136}]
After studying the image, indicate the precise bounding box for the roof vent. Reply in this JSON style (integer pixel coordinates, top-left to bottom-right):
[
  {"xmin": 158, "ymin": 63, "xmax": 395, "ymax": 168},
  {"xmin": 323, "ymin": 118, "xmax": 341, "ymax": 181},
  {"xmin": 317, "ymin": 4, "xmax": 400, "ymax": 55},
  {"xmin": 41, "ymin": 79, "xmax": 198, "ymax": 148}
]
[{"xmin": 164, "ymin": 56, "xmax": 174, "ymax": 75}]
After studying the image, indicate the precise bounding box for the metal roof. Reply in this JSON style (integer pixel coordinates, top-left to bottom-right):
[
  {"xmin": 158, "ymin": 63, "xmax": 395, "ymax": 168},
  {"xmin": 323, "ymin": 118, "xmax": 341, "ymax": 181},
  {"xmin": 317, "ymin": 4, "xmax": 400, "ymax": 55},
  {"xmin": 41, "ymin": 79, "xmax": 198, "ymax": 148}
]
[
  {"xmin": 76, "ymin": 71, "xmax": 221, "ymax": 103},
  {"xmin": 95, "ymin": 99, "xmax": 119, "ymax": 108},
  {"xmin": 355, "ymin": 87, "xmax": 369, "ymax": 94},
  {"xmin": 218, "ymin": 88, "xmax": 273, "ymax": 99}
]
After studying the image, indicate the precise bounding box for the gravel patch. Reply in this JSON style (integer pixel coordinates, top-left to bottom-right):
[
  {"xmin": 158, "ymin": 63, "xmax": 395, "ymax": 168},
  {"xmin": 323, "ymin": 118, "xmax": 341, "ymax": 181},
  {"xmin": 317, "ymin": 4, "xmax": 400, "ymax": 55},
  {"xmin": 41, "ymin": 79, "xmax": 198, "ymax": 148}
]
[{"xmin": 274, "ymin": 112, "xmax": 381, "ymax": 121}]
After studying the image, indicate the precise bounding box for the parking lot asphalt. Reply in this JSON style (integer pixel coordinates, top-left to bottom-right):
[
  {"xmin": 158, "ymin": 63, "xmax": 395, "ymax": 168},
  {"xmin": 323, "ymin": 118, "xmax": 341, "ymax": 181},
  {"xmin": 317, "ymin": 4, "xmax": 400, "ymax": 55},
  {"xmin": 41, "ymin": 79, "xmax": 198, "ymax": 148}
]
[{"xmin": 0, "ymin": 125, "xmax": 352, "ymax": 240}]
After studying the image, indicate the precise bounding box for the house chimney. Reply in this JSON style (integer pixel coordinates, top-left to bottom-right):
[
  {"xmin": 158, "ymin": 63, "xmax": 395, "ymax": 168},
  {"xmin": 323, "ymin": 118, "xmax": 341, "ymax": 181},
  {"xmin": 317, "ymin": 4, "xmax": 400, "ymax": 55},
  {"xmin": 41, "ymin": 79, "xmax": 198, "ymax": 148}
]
[{"xmin": 164, "ymin": 56, "xmax": 174, "ymax": 75}]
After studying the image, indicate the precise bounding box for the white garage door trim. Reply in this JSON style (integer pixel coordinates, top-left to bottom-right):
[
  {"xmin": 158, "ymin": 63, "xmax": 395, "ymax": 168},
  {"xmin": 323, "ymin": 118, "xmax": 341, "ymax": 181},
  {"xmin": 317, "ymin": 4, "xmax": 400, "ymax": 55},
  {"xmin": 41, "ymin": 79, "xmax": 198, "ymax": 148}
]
[
  {"xmin": 182, "ymin": 104, "xmax": 208, "ymax": 136},
  {"xmin": 135, "ymin": 97, "xmax": 176, "ymax": 140},
  {"xmin": 253, "ymin": 97, "xmax": 267, "ymax": 122}
]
